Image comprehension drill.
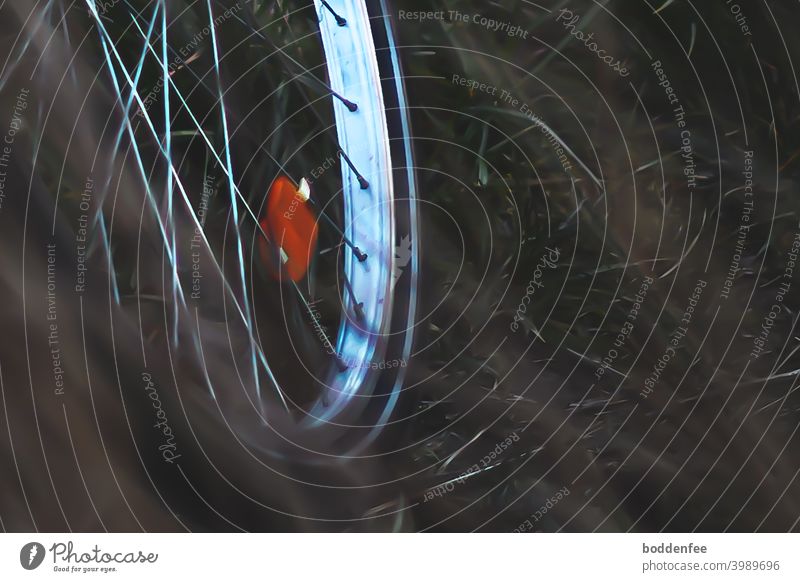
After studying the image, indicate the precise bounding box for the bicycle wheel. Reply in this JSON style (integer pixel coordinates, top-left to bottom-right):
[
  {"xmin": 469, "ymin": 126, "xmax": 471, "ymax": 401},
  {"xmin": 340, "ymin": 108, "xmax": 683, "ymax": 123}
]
[
  {"xmin": 80, "ymin": 0, "xmax": 418, "ymax": 450},
  {"xmin": 305, "ymin": 0, "xmax": 419, "ymax": 443}
]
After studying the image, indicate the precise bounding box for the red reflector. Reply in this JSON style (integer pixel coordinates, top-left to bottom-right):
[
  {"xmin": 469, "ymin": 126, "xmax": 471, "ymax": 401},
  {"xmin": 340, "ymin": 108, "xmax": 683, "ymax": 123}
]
[{"xmin": 259, "ymin": 176, "xmax": 318, "ymax": 282}]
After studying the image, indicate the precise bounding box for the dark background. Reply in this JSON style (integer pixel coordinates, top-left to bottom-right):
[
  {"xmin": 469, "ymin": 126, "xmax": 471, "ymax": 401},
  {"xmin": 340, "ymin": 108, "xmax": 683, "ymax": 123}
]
[{"xmin": 1, "ymin": 0, "xmax": 799, "ymax": 531}]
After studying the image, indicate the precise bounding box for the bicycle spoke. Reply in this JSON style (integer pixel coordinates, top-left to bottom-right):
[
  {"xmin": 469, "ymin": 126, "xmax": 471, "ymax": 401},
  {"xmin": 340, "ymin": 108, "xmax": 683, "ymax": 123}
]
[
  {"xmin": 125, "ymin": 9, "xmax": 352, "ymax": 351},
  {"xmin": 221, "ymin": 6, "xmax": 359, "ymax": 112},
  {"xmin": 85, "ymin": 0, "xmax": 290, "ymax": 412},
  {"xmin": 307, "ymin": 197, "xmax": 368, "ymax": 261},
  {"xmin": 320, "ymin": 1, "xmax": 347, "ymax": 27},
  {"xmin": 337, "ymin": 147, "xmax": 369, "ymax": 190},
  {"xmin": 78, "ymin": 0, "xmax": 417, "ymax": 429},
  {"xmin": 204, "ymin": 0, "xmax": 266, "ymax": 410}
]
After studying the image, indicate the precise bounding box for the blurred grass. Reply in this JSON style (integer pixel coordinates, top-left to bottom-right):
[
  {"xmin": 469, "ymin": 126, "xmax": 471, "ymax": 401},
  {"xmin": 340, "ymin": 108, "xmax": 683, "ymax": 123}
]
[
  {"xmin": 41, "ymin": 0, "xmax": 800, "ymax": 530},
  {"xmin": 393, "ymin": 0, "xmax": 800, "ymax": 529}
]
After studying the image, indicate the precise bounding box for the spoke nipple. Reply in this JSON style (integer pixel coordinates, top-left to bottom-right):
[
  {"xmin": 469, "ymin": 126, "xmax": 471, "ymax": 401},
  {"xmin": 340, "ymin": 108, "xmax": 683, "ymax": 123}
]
[
  {"xmin": 321, "ymin": 1, "xmax": 347, "ymax": 26},
  {"xmin": 338, "ymin": 148, "xmax": 370, "ymax": 190},
  {"xmin": 331, "ymin": 90, "xmax": 358, "ymax": 111},
  {"xmin": 354, "ymin": 302, "xmax": 365, "ymax": 321},
  {"xmin": 355, "ymin": 247, "xmax": 368, "ymax": 262}
]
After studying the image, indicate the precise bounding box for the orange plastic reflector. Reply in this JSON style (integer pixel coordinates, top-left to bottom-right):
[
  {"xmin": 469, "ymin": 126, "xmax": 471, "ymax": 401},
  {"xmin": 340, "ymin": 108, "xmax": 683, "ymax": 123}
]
[{"xmin": 259, "ymin": 175, "xmax": 318, "ymax": 282}]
